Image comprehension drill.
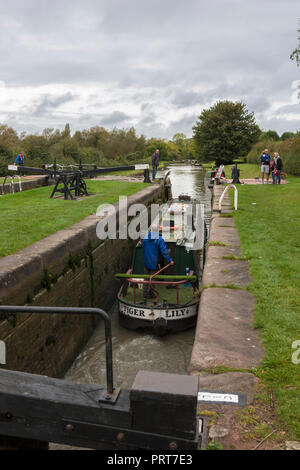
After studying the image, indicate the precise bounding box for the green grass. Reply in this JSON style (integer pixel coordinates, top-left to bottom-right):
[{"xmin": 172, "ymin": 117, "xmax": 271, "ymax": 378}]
[
  {"xmin": 199, "ymin": 161, "xmax": 261, "ymax": 177},
  {"xmin": 232, "ymin": 176, "xmax": 300, "ymax": 439},
  {"xmin": 105, "ymin": 169, "xmax": 143, "ymax": 176},
  {"xmin": 224, "ymin": 163, "xmax": 262, "ymax": 179},
  {"xmin": 0, "ymin": 180, "xmax": 148, "ymax": 257},
  {"xmin": 0, "ymin": 177, "xmax": 29, "ymax": 183}
]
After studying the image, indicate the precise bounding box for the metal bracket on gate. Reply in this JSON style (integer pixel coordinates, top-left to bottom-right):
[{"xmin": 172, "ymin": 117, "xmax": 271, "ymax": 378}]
[{"xmin": 85, "ymin": 387, "xmax": 121, "ymax": 404}]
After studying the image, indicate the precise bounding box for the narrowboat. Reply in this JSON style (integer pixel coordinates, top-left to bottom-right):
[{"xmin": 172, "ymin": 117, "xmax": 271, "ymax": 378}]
[{"xmin": 116, "ymin": 195, "xmax": 207, "ymax": 335}]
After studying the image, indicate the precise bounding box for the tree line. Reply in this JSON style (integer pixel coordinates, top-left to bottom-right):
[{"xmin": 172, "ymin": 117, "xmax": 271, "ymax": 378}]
[
  {"xmin": 0, "ymin": 101, "xmax": 298, "ymax": 176},
  {"xmin": 0, "ymin": 124, "xmax": 195, "ymax": 176}
]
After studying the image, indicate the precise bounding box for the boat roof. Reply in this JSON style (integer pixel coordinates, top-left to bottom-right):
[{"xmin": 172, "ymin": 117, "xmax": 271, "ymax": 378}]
[{"xmin": 147, "ymin": 197, "xmax": 204, "ymax": 249}]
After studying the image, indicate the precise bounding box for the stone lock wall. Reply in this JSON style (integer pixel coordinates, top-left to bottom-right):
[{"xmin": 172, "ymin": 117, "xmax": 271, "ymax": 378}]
[
  {"xmin": 1, "ymin": 176, "xmax": 53, "ymax": 195},
  {"xmin": 0, "ymin": 182, "xmax": 165, "ymax": 378}
]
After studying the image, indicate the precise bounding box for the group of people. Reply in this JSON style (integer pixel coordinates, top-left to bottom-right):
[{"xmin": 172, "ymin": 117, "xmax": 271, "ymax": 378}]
[{"xmin": 260, "ymin": 149, "xmax": 283, "ymax": 185}]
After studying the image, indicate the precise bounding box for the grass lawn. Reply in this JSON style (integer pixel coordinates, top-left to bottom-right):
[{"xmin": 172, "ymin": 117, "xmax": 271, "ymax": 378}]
[
  {"xmin": 232, "ymin": 175, "xmax": 300, "ymax": 439},
  {"xmin": 224, "ymin": 163, "xmax": 262, "ymax": 179},
  {"xmin": 105, "ymin": 169, "xmax": 143, "ymax": 176},
  {"xmin": 0, "ymin": 180, "xmax": 149, "ymax": 257},
  {"xmin": 0, "ymin": 177, "xmax": 29, "ymax": 183}
]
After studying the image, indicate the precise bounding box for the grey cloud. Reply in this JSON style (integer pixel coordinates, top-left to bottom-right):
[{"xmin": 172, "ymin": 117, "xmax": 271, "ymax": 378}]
[
  {"xmin": 275, "ymin": 103, "xmax": 300, "ymax": 115},
  {"xmin": 32, "ymin": 92, "xmax": 76, "ymax": 117},
  {"xmin": 244, "ymin": 97, "xmax": 271, "ymax": 114},
  {"xmin": 100, "ymin": 111, "xmax": 131, "ymax": 126},
  {"xmin": 139, "ymin": 113, "xmax": 159, "ymax": 126},
  {"xmin": 0, "ymin": 0, "xmax": 299, "ymax": 136},
  {"xmin": 172, "ymin": 91, "xmax": 205, "ymax": 108},
  {"xmin": 167, "ymin": 114, "xmax": 198, "ymax": 138},
  {"xmin": 171, "ymin": 82, "xmax": 273, "ymax": 113},
  {"xmin": 258, "ymin": 117, "xmax": 300, "ymax": 134}
]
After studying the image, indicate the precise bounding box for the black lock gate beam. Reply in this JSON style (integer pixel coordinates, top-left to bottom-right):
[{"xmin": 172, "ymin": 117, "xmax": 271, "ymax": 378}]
[
  {"xmin": 0, "ymin": 306, "xmax": 202, "ymax": 450},
  {"xmin": 7, "ymin": 162, "xmax": 151, "ymax": 200}
]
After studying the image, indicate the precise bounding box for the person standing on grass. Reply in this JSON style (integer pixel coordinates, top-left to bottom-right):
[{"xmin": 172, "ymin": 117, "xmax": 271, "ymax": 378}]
[
  {"xmin": 260, "ymin": 149, "xmax": 271, "ymax": 184},
  {"xmin": 151, "ymin": 149, "xmax": 160, "ymax": 182},
  {"xmin": 273, "ymin": 152, "xmax": 283, "ymax": 185},
  {"xmin": 270, "ymin": 158, "xmax": 276, "ymax": 184}
]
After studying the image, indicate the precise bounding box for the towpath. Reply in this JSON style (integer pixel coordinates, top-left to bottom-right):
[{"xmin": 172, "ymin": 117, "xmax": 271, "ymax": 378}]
[{"xmin": 189, "ymin": 183, "xmax": 286, "ymax": 450}]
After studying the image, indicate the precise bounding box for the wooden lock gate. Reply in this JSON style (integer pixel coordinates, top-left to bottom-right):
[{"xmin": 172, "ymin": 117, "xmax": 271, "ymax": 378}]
[{"xmin": 0, "ymin": 306, "xmax": 206, "ymax": 450}]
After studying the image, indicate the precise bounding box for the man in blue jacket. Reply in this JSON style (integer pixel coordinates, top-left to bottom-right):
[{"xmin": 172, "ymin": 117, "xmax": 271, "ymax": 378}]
[
  {"xmin": 142, "ymin": 230, "xmax": 174, "ymax": 299},
  {"xmin": 260, "ymin": 149, "xmax": 271, "ymax": 184}
]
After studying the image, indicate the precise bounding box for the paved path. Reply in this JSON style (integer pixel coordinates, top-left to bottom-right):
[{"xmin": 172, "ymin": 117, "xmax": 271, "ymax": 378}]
[
  {"xmin": 190, "ymin": 183, "xmax": 264, "ymax": 370},
  {"xmin": 190, "ymin": 182, "xmax": 265, "ymax": 449},
  {"xmin": 225, "ymin": 178, "xmax": 288, "ymax": 185},
  {"xmin": 92, "ymin": 175, "xmax": 144, "ymax": 182}
]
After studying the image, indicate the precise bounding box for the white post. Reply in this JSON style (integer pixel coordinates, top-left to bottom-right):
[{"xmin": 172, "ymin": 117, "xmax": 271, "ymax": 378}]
[
  {"xmin": 0, "ymin": 340, "xmax": 6, "ymax": 365},
  {"xmin": 10, "ymin": 176, "xmax": 14, "ymax": 194},
  {"xmin": 14, "ymin": 175, "xmax": 22, "ymax": 193},
  {"xmin": 219, "ymin": 184, "xmax": 238, "ymax": 212}
]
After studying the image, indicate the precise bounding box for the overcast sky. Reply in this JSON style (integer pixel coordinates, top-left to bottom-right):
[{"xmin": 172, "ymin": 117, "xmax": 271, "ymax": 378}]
[{"xmin": 0, "ymin": 0, "xmax": 299, "ymax": 139}]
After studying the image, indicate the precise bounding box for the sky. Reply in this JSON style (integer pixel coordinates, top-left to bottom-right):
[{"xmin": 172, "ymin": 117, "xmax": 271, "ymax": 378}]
[{"xmin": 0, "ymin": 0, "xmax": 299, "ymax": 139}]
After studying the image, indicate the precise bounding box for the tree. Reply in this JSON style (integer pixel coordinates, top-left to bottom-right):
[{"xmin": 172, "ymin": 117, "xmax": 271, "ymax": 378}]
[
  {"xmin": 42, "ymin": 128, "xmax": 61, "ymax": 145},
  {"xmin": 146, "ymin": 138, "xmax": 171, "ymax": 161},
  {"xmin": 61, "ymin": 137, "xmax": 80, "ymax": 162},
  {"xmin": 61, "ymin": 123, "xmax": 71, "ymax": 139},
  {"xmin": 0, "ymin": 142, "xmax": 14, "ymax": 176},
  {"xmin": 281, "ymin": 132, "xmax": 295, "ymax": 141},
  {"xmin": 22, "ymin": 135, "xmax": 51, "ymax": 163},
  {"xmin": 193, "ymin": 101, "xmax": 261, "ymax": 166},
  {"xmin": 290, "ymin": 26, "xmax": 300, "ymax": 66},
  {"xmin": 291, "ymin": 26, "xmax": 300, "ymax": 97},
  {"xmin": 259, "ymin": 130, "xmax": 280, "ymax": 141},
  {"xmin": 0, "ymin": 124, "xmax": 19, "ymax": 148},
  {"xmin": 171, "ymin": 133, "xmax": 196, "ymax": 159}
]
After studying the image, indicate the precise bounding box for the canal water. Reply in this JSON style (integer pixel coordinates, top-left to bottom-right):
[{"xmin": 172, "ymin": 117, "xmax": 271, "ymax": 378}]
[{"xmin": 65, "ymin": 165, "xmax": 212, "ymax": 389}]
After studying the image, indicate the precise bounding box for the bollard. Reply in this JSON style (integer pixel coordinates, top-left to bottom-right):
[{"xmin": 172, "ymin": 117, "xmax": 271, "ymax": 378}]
[
  {"xmin": 231, "ymin": 164, "xmax": 241, "ymax": 184},
  {"xmin": 130, "ymin": 371, "xmax": 199, "ymax": 443},
  {"xmin": 144, "ymin": 169, "xmax": 151, "ymax": 183}
]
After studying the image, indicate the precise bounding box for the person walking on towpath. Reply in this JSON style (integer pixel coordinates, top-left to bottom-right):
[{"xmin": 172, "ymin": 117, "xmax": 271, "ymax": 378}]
[
  {"xmin": 260, "ymin": 149, "xmax": 271, "ymax": 184},
  {"xmin": 142, "ymin": 230, "xmax": 174, "ymax": 300},
  {"xmin": 151, "ymin": 149, "xmax": 160, "ymax": 182}
]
